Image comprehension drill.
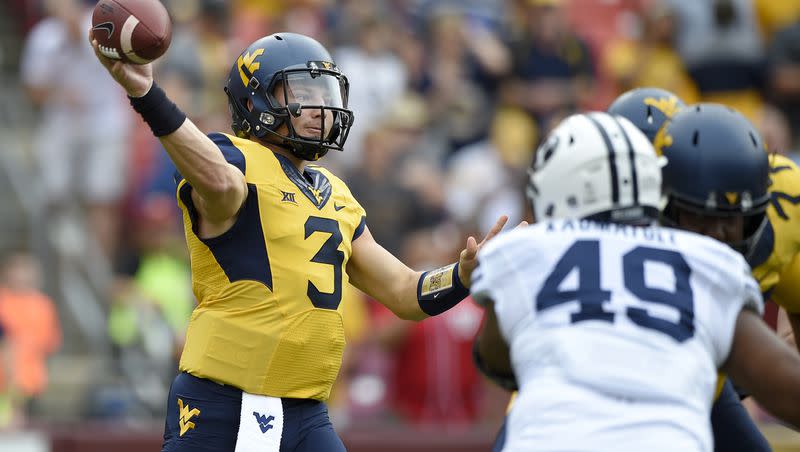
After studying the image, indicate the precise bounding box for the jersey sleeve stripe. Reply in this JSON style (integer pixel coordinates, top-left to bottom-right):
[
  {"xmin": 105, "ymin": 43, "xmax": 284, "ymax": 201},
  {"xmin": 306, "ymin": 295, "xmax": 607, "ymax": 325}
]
[
  {"xmin": 173, "ymin": 134, "xmax": 247, "ymax": 234},
  {"xmin": 209, "ymin": 132, "xmax": 247, "ymax": 174},
  {"xmin": 352, "ymin": 216, "xmax": 366, "ymax": 241},
  {"xmin": 177, "ymin": 179, "xmax": 201, "ymax": 235}
]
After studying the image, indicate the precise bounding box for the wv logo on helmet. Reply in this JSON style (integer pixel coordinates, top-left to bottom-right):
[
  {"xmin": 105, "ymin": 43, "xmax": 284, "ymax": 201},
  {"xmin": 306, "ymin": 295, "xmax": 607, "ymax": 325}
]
[{"xmin": 238, "ymin": 48, "xmax": 265, "ymax": 86}]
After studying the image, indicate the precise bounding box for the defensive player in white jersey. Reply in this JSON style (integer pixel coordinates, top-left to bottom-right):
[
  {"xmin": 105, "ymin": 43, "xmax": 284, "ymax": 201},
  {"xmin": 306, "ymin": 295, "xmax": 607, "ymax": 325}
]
[{"xmin": 471, "ymin": 112, "xmax": 800, "ymax": 452}]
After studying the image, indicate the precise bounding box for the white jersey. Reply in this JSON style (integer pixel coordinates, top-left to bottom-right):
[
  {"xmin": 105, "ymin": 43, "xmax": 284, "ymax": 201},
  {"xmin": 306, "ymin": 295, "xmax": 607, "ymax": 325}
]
[{"xmin": 472, "ymin": 219, "xmax": 763, "ymax": 452}]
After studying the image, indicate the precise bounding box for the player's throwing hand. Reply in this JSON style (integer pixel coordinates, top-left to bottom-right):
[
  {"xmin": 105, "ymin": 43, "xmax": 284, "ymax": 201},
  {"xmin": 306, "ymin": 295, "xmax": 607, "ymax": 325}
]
[{"xmin": 88, "ymin": 30, "xmax": 153, "ymax": 98}]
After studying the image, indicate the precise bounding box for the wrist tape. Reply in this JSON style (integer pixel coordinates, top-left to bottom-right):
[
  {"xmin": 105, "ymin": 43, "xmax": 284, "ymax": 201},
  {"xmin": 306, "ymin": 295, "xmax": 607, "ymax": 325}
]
[
  {"xmin": 416, "ymin": 262, "xmax": 470, "ymax": 316},
  {"xmin": 129, "ymin": 82, "xmax": 187, "ymax": 137}
]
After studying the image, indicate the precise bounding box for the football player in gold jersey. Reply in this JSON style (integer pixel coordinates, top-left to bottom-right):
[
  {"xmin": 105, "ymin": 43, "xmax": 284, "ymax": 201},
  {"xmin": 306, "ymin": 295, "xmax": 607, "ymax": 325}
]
[
  {"xmin": 657, "ymin": 103, "xmax": 800, "ymax": 452},
  {"xmin": 613, "ymin": 91, "xmax": 790, "ymax": 452},
  {"xmin": 90, "ymin": 32, "xmax": 509, "ymax": 452},
  {"xmin": 616, "ymin": 90, "xmax": 800, "ymax": 451},
  {"xmin": 611, "ymin": 88, "xmax": 800, "ymax": 348},
  {"xmin": 751, "ymin": 156, "xmax": 800, "ymax": 347}
]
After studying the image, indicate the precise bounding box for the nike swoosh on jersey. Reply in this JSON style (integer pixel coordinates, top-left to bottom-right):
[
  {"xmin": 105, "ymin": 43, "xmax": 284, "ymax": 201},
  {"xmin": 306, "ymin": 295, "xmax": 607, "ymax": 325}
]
[{"xmin": 334, "ymin": 203, "xmax": 345, "ymax": 211}]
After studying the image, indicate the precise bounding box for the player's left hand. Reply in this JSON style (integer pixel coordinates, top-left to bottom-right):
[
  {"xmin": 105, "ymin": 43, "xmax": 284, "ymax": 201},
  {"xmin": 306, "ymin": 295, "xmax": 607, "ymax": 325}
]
[{"xmin": 458, "ymin": 216, "xmax": 528, "ymax": 287}]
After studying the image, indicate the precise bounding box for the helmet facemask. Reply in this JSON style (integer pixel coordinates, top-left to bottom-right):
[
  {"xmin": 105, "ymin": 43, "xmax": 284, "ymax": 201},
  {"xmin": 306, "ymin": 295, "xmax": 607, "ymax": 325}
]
[
  {"xmin": 226, "ymin": 63, "xmax": 354, "ymax": 161},
  {"xmin": 661, "ymin": 195, "xmax": 769, "ymax": 261}
]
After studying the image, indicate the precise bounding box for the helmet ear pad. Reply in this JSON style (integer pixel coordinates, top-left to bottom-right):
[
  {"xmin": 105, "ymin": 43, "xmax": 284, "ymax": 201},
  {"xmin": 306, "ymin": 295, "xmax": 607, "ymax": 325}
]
[{"xmin": 246, "ymin": 88, "xmax": 283, "ymax": 138}]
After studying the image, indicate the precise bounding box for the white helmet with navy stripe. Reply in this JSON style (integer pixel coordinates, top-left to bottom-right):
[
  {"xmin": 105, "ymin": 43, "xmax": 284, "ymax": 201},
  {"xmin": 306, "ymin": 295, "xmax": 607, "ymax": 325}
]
[{"xmin": 526, "ymin": 112, "xmax": 662, "ymax": 224}]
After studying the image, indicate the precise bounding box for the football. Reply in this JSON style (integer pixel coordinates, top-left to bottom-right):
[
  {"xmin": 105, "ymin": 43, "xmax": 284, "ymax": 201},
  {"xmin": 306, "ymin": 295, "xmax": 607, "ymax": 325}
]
[{"xmin": 91, "ymin": 0, "xmax": 172, "ymax": 64}]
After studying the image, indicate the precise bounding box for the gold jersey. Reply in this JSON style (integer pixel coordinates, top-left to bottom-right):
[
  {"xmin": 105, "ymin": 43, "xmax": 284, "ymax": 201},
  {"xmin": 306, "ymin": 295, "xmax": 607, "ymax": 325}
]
[
  {"xmin": 175, "ymin": 133, "xmax": 366, "ymax": 401},
  {"xmin": 750, "ymin": 154, "xmax": 800, "ymax": 312},
  {"xmin": 715, "ymin": 154, "xmax": 800, "ymax": 398}
]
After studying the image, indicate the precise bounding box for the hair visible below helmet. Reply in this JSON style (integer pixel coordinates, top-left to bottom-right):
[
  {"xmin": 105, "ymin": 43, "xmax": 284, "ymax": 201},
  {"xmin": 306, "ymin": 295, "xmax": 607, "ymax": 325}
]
[
  {"xmin": 607, "ymin": 87, "xmax": 686, "ymax": 143},
  {"xmin": 224, "ymin": 32, "xmax": 354, "ymax": 161},
  {"xmin": 659, "ymin": 103, "xmax": 770, "ymax": 259},
  {"xmin": 526, "ymin": 112, "xmax": 662, "ymax": 225}
]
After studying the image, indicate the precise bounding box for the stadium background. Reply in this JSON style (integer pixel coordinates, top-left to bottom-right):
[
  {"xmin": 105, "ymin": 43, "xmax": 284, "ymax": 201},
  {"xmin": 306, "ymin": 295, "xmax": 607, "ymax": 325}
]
[{"xmin": 0, "ymin": 0, "xmax": 799, "ymax": 450}]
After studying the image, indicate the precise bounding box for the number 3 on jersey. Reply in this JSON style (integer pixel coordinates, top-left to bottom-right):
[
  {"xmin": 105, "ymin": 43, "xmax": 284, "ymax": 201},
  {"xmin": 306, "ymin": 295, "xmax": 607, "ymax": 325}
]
[
  {"xmin": 536, "ymin": 240, "xmax": 695, "ymax": 342},
  {"xmin": 305, "ymin": 216, "xmax": 344, "ymax": 310}
]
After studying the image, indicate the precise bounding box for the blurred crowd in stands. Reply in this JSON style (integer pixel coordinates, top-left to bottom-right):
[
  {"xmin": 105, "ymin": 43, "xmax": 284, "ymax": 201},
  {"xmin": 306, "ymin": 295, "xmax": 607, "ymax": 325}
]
[{"xmin": 2, "ymin": 0, "xmax": 800, "ymax": 434}]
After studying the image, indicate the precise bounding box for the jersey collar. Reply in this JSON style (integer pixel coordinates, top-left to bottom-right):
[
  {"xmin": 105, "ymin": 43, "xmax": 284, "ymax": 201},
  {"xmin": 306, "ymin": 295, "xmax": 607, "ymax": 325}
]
[{"xmin": 274, "ymin": 153, "xmax": 332, "ymax": 209}]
